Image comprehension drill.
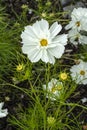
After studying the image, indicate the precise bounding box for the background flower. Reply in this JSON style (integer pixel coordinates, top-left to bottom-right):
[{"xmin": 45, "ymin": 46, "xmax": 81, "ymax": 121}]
[
  {"xmin": 21, "ymin": 19, "xmax": 67, "ymax": 64},
  {"xmin": 43, "ymin": 78, "xmax": 64, "ymax": 100},
  {"xmin": 70, "ymin": 61, "xmax": 87, "ymax": 85},
  {"xmin": 0, "ymin": 102, "xmax": 8, "ymax": 118},
  {"xmin": 65, "ymin": 7, "xmax": 87, "ymax": 31},
  {"xmin": 68, "ymin": 29, "xmax": 87, "ymax": 45}
]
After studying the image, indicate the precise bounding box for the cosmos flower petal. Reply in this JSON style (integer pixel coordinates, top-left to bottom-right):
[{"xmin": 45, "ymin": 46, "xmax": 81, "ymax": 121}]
[
  {"xmin": 41, "ymin": 49, "xmax": 55, "ymax": 64},
  {"xmin": 82, "ymin": 79, "xmax": 87, "ymax": 85},
  {"xmin": 48, "ymin": 45, "xmax": 65, "ymax": 58},
  {"xmin": 0, "ymin": 109, "xmax": 8, "ymax": 118},
  {"xmin": 52, "ymin": 34, "xmax": 67, "ymax": 45},
  {"xmin": 22, "ymin": 45, "xmax": 37, "ymax": 54},
  {"xmin": 47, "ymin": 53, "xmax": 55, "ymax": 64},
  {"xmin": 39, "ymin": 19, "xmax": 49, "ymax": 33},
  {"xmin": 22, "ymin": 26, "xmax": 39, "ymax": 39},
  {"xmin": 48, "ymin": 78, "xmax": 57, "ymax": 90},
  {"xmin": 28, "ymin": 48, "xmax": 42, "ymax": 62},
  {"xmin": 32, "ymin": 20, "xmax": 50, "ymax": 38},
  {"xmin": 41, "ymin": 49, "xmax": 49, "ymax": 63},
  {"xmin": 0, "ymin": 102, "xmax": 4, "ymax": 110},
  {"xmin": 0, "ymin": 113, "xmax": 7, "ymax": 118},
  {"xmin": 21, "ymin": 39, "xmax": 38, "ymax": 45},
  {"xmin": 50, "ymin": 22, "xmax": 62, "ymax": 38},
  {"xmin": 80, "ymin": 35, "xmax": 87, "ymax": 45},
  {"xmin": 81, "ymin": 97, "xmax": 87, "ymax": 103},
  {"xmin": 43, "ymin": 85, "xmax": 46, "ymax": 90},
  {"xmin": 0, "ymin": 102, "xmax": 8, "ymax": 118},
  {"xmin": 67, "ymin": 29, "xmax": 87, "ymax": 45},
  {"xmin": 65, "ymin": 21, "xmax": 75, "ymax": 30},
  {"xmin": 30, "ymin": 50, "xmax": 42, "ymax": 62},
  {"xmin": 32, "ymin": 21, "xmax": 42, "ymax": 35},
  {"xmin": 21, "ymin": 31, "xmax": 38, "ymax": 43}
]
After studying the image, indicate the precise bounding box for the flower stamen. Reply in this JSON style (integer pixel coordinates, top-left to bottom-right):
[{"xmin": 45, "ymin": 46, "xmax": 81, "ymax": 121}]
[
  {"xmin": 80, "ymin": 70, "xmax": 85, "ymax": 75},
  {"xmin": 51, "ymin": 86, "xmax": 56, "ymax": 92},
  {"xmin": 57, "ymin": 85, "xmax": 63, "ymax": 91},
  {"xmin": 40, "ymin": 39, "xmax": 48, "ymax": 46},
  {"xmin": 60, "ymin": 73, "xmax": 68, "ymax": 80},
  {"xmin": 16, "ymin": 64, "xmax": 23, "ymax": 72},
  {"xmin": 51, "ymin": 84, "xmax": 63, "ymax": 92},
  {"xmin": 76, "ymin": 21, "xmax": 80, "ymax": 27}
]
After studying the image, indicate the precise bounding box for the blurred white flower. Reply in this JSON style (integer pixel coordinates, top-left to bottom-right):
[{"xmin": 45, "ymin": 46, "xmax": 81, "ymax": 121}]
[
  {"xmin": 28, "ymin": 9, "xmax": 32, "ymax": 14},
  {"xmin": 0, "ymin": 102, "xmax": 8, "ymax": 118},
  {"xmin": 81, "ymin": 97, "xmax": 87, "ymax": 103},
  {"xmin": 68, "ymin": 29, "xmax": 87, "ymax": 45},
  {"xmin": 70, "ymin": 61, "xmax": 87, "ymax": 84},
  {"xmin": 21, "ymin": 19, "xmax": 67, "ymax": 64},
  {"xmin": 43, "ymin": 78, "xmax": 64, "ymax": 100},
  {"xmin": 65, "ymin": 7, "xmax": 87, "ymax": 31}
]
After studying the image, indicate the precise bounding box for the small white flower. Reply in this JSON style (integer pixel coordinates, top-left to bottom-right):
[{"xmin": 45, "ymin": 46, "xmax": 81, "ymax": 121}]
[
  {"xmin": 28, "ymin": 9, "xmax": 32, "ymax": 14},
  {"xmin": 70, "ymin": 61, "xmax": 87, "ymax": 84},
  {"xmin": 43, "ymin": 78, "xmax": 64, "ymax": 100},
  {"xmin": 68, "ymin": 29, "xmax": 87, "ymax": 45},
  {"xmin": 81, "ymin": 97, "xmax": 87, "ymax": 103},
  {"xmin": 21, "ymin": 19, "xmax": 67, "ymax": 64},
  {"xmin": 0, "ymin": 102, "xmax": 8, "ymax": 118},
  {"xmin": 65, "ymin": 7, "xmax": 87, "ymax": 31}
]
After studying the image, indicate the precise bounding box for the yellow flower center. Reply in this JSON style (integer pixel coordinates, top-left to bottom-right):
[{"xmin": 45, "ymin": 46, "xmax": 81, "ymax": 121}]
[
  {"xmin": 16, "ymin": 64, "xmax": 23, "ymax": 71},
  {"xmin": 76, "ymin": 21, "xmax": 80, "ymax": 27},
  {"xmin": 80, "ymin": 70, "xmax": 85, "ymax": 75},
  {"xmin": 51, "ymin": 86, "xmax": 57, "ymax": 92},
  {"xmin": 40, "ymin": 39, "xmax": 48, "ymax": 46},
  {"xmin": 56, "ymin": 85, "xmax": 63, "ymax": 91},
  {"xmin": 60, "ymin": 73, "xmax": 68, "ymax": 80},
  {"xmin": 41, "ymin": 13, "xmax": 46, "ymax": 17},
  {"xmin": 51, "ymin": 84, "xmax": 63, "ymax": 92}
]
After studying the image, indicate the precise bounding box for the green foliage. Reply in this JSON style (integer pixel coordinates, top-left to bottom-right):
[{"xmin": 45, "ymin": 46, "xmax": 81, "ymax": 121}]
[
  {"xmin": 7, "ymin": 66, "xmax": 85, "ymax": 130},
  {"xmin": 9, "ymin": 86, "xmax": 85, "ymax": 130}
]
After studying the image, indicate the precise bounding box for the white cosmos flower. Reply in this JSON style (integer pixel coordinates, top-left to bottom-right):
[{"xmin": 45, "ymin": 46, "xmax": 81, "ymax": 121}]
[
  {"xmin": 70, "ymin": 61, "xmax": 87, "ymax": 85},
  {"xmin": 21, "ymin": 19, "xmax": 67, "ymax": 64},
  {"xmin": 68, "ymin": 29, "xmax": 87, "ymax": 45},
  {"xmin": 65, "ymin": 7, "xmax": 87, "ymax": 31},
  {"xmin": 81, "ymin": 97, "xmax": 87, "ymax": 103},
  {"xmin": 43, "ymin": 78, "xmax": 64, "ymax": 100},
  {"xmin": 0, "ymin": 102, "xmax": 8, "ymax": 118}
]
